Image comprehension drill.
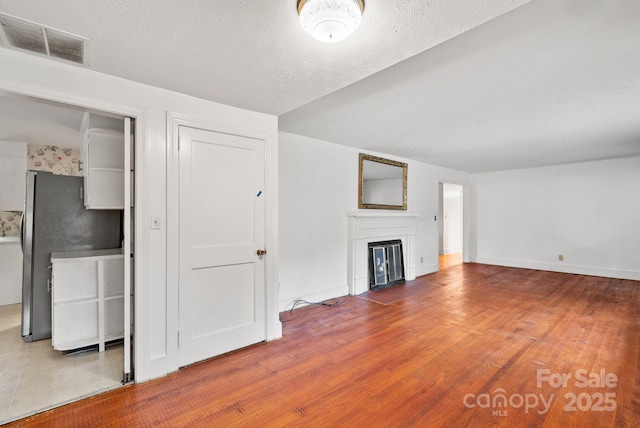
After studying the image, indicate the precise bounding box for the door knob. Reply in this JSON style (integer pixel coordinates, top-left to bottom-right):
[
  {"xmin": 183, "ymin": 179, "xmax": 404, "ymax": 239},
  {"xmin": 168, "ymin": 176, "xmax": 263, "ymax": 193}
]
[{"xmin": 256, "ymin": 249, "xmax": 267, "ymax": 256}]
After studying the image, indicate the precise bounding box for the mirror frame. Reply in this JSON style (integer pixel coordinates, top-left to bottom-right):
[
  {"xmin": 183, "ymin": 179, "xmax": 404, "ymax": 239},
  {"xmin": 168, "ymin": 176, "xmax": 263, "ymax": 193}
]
[{"xmin": 358, "ymin": 153, "xmax": 408, "ymax": 210}]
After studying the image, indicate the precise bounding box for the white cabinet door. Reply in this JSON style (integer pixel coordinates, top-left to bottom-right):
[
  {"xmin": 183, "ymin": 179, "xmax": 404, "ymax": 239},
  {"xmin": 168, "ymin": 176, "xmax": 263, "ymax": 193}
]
[{"xmin": 83, "ymin": 130, "xmax": 125, "ymax": 209}]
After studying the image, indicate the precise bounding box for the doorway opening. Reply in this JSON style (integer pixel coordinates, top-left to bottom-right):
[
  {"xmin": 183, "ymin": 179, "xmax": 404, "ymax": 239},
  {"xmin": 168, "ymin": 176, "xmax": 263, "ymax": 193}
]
[
  {"xmin": 0, "ymin": 92, "xmax": 134, "ymax": 423},
  {"xmin": 438, "ymin": 182, "xmax": 464, "ymax": 270}
]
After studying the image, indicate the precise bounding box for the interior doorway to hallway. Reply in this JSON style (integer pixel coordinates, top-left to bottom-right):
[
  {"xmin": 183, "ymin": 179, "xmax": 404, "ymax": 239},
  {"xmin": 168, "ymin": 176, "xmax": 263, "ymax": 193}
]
[
  {"xmin": 439, "ymin": 252, "xmax": 462, "ymax": 269},
  {"xmin": 438, "ymin": 182, "xmax": 464, "ymax": 269}
]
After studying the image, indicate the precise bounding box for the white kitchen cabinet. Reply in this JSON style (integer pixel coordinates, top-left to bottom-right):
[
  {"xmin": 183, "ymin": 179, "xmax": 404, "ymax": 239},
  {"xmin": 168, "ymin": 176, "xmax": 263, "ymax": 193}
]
[
  {"xmin": 51, "ymin": 249, "xmax": 124, "ymax": 352},
  {"xmin": 80, "ymin": 113, "xmax": 125, "ymax": 209},
  {"xmin": 0, "ymin": 141, "xmax": 27, "ymax": 211}
]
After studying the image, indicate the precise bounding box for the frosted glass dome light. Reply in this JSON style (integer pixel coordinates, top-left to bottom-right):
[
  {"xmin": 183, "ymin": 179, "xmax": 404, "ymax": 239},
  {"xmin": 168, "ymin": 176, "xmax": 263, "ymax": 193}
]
[{"xmin": 297, "ymin": 0, "xmax": 365, "ymax": 43}]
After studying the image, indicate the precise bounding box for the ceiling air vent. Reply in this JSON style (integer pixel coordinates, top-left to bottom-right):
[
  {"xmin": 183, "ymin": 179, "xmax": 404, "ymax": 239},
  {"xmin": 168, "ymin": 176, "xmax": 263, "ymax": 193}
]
[{"xmin": 0, "ymin": 13, "xmax": 87, "ymax": 65}]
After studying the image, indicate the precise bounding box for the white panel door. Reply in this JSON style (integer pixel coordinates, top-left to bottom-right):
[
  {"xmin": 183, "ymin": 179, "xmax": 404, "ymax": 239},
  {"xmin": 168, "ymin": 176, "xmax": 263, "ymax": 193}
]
[{"xmin": 178, "ymin": 126, "xmax": 266, "ymax": 367}]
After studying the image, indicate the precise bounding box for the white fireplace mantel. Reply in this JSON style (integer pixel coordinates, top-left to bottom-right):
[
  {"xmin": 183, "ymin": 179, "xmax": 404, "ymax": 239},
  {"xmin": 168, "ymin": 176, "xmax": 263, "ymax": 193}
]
[{"xmin": 347, "ymin": 211, "xmax": 421, "ymax": 295}]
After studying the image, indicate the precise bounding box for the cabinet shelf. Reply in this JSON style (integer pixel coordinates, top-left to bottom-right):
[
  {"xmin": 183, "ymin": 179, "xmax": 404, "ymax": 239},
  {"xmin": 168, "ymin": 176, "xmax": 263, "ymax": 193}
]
[
  {"xmin": 55, "ymin": 297, "xmax": 99, "ymax": 305},
  {"xmin": 86, "ymin": 128, "xmax": 124, "ymax": 138},
  {"xmin": 56, "ymin": 332, "xmax": 125, "ymax": 352},
  {"xmin": 89, "ymin": 167, "xmax": 125, "ymax": 172},
  {"xmin": 51, "ymin": 251, "xmax": 124, "ymax": 352}
]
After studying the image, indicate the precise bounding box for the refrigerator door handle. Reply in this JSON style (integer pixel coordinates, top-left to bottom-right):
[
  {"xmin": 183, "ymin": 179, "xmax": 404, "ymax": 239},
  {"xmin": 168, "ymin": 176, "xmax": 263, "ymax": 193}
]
[{"xmin": 47, "ymin": 279, "xmax": 52, "ymax": 293}]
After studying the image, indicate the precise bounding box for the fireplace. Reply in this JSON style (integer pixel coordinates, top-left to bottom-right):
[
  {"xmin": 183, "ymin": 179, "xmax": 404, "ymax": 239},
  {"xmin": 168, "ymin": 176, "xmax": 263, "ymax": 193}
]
[
  {"xmin": 369, "ymin": 240, "xmax": 405, "ymax": 290},
  {"xmin": 347, "ymin": 211, "xmax": 420, "ymax": 295}
]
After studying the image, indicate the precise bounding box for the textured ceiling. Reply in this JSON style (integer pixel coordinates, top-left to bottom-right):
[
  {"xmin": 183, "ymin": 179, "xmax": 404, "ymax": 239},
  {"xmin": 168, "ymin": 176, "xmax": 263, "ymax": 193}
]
[
  {"xmin": 0, "ymin": 0, "xmax": 530, "ymax": 115},
  {"xmin": 1, "ymin": 0, "xmax": 638, "ymax": 173},
  {"xmin": 281, "ymin": 0, "xmax": 640, "ymax": 172}
]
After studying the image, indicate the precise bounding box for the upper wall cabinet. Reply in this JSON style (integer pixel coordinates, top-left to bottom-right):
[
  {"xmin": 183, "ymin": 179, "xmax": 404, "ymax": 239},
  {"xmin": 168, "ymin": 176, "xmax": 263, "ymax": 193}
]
[
  {"xmin": 0, "ymin": 141, "xmax": 27, "ymax": 211},
  {"xmin": 81, "ymin": 114, "xmax": 124, "ymax": 210}
]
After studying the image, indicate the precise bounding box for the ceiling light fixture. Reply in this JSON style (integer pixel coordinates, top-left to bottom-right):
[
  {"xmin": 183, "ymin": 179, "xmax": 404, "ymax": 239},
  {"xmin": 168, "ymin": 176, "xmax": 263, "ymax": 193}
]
[{"xmin": 297, "ymin": 0, "xmax": 365, "ymax": 43}]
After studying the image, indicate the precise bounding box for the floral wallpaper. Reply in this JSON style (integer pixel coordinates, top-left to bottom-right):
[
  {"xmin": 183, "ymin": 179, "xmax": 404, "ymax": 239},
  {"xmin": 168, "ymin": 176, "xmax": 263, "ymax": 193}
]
[
  {"xmin": 0, "ymin": 145, "xmax": 80, "ymax": 237},
  {"xmin": 0, "ymin": 211, "xmax": 21, "ymax": 237},
  {"xmin": 27, "ymin": 145, "xmax": 82, "ymax": 177}
]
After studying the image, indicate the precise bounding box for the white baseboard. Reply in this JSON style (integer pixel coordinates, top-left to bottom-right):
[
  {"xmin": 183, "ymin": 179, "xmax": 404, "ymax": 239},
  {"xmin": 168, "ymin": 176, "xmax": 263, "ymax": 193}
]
[
  {"xmin": 474, "ymin": 256, "xmax": 640, "ymax": 281},
  {"xmin": 279, "ymin": 285, "xmax": 349, "ymax": 313},
  {"xmin": 270, "ymin": 320, "xmax": 283, "ymax": 340},
  {"xmin": 415, "ymin": 263, "xmax": 439, "ymax": 278}
]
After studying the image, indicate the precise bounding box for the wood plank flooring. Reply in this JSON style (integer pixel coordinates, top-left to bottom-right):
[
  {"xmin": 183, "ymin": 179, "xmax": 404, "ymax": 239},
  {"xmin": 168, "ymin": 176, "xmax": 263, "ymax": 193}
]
[
  {"xmin": 439, "ymin": 252, "xmax": 462, "ymax": 269},
  {"xmin": 5, "ymin": 262, "xmax": 639, "ymax": 427}
]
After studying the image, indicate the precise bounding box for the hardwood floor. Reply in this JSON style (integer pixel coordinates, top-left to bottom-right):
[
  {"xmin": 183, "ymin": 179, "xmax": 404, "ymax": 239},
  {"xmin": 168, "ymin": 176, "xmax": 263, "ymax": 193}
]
[
  {"xmin": 439, "ymin": 252, "xmax": 462, "ymax": 269},
  {"xmin": 5, "ymin": 263, "xmax": 639, "ymax": 427}
]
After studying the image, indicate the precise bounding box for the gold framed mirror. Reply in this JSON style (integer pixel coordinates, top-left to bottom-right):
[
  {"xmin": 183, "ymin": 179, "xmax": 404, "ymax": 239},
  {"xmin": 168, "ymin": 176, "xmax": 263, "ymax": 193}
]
[{"xmin": 358, "ymin": 153, "xmax": 407, "ymax": 210}]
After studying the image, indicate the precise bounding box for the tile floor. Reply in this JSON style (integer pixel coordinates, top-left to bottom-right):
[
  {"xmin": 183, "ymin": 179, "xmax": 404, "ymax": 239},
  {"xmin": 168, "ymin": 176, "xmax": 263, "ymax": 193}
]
[{"xmin": 0, "ymin": 303, "xmax": 124, "ymax": 424}]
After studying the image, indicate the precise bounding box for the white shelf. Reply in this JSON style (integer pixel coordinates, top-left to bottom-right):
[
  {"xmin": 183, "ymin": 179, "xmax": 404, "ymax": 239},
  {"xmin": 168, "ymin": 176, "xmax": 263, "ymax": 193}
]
[
  {"xmin": 51, "ymin": 251, "xmax": 124, "ymax": 352},
  {"xmin": 55, "ymin": 332, "xmax": 125, "ymax": 352},
  {"xmin": 89, "ymin": 167, "xmax": 125, "ymax": 172},
  {"xmin": 52, "ymin": 248, "xmax": 122, "ymax": 262},
  {"xmin": 55, "ymin": 297, "xmax": 99, "ymax": 305},
  {"xmin": 85, "ymin": 128, "xmax": 124, "ymax": 138}
]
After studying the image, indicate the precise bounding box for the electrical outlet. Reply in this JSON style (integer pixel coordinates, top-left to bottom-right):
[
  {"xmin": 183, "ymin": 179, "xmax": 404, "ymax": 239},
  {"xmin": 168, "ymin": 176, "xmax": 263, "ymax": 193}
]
[{"xmin": 558, "ymin": 254, "xmax": 564, "ymax": 261}]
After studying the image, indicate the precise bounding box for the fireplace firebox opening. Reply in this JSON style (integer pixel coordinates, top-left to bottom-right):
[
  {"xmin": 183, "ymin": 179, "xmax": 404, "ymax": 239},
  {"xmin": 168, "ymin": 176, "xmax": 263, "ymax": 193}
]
[{"xmin": 368, "ymin": 240, "xmax": 405, "ymax": 290}]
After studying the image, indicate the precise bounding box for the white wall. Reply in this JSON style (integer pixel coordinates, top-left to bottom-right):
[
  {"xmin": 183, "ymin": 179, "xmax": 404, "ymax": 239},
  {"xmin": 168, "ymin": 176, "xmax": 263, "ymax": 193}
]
[
  {"xmin": 0, "ymin": 142, "xmax": 27, "ymax": 211},
  {"xmin": 0, "ymin": 241, "xmax": 22, "ymax": 305},
  {"xmin": 0, "ymin": 49, "xmax": 279, "ymax": 382},
  {"xmin": 279, "ymin": 132, "xmax": 469, "ymax": 310},
  {"xmin": 471, "ymin": 156, "xmax": 640, "ymax": 280}
]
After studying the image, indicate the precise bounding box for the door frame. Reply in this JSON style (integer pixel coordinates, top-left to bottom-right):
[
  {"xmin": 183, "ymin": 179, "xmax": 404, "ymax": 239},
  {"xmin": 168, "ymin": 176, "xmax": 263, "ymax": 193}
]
[
  {"xmin": 0, "ymin": 85, "xmax": 145, "ymax": 380},
  {"xmin": 166, "ymin": 112, "xmax": 281, "ymax": 370},
  {"xmin": 436, "ymin": 179, "xmax": 471, "ymax": 267},
  {"xmin": 438, "ymin": 182, "xmax": 463, "ymax": 255}
]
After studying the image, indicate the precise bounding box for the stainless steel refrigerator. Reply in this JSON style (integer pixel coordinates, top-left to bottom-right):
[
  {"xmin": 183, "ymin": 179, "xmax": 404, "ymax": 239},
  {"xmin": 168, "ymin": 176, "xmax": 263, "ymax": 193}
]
[{"xmin": 21, "ymin": 171, "xmax": 122, "ymax": 342}]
